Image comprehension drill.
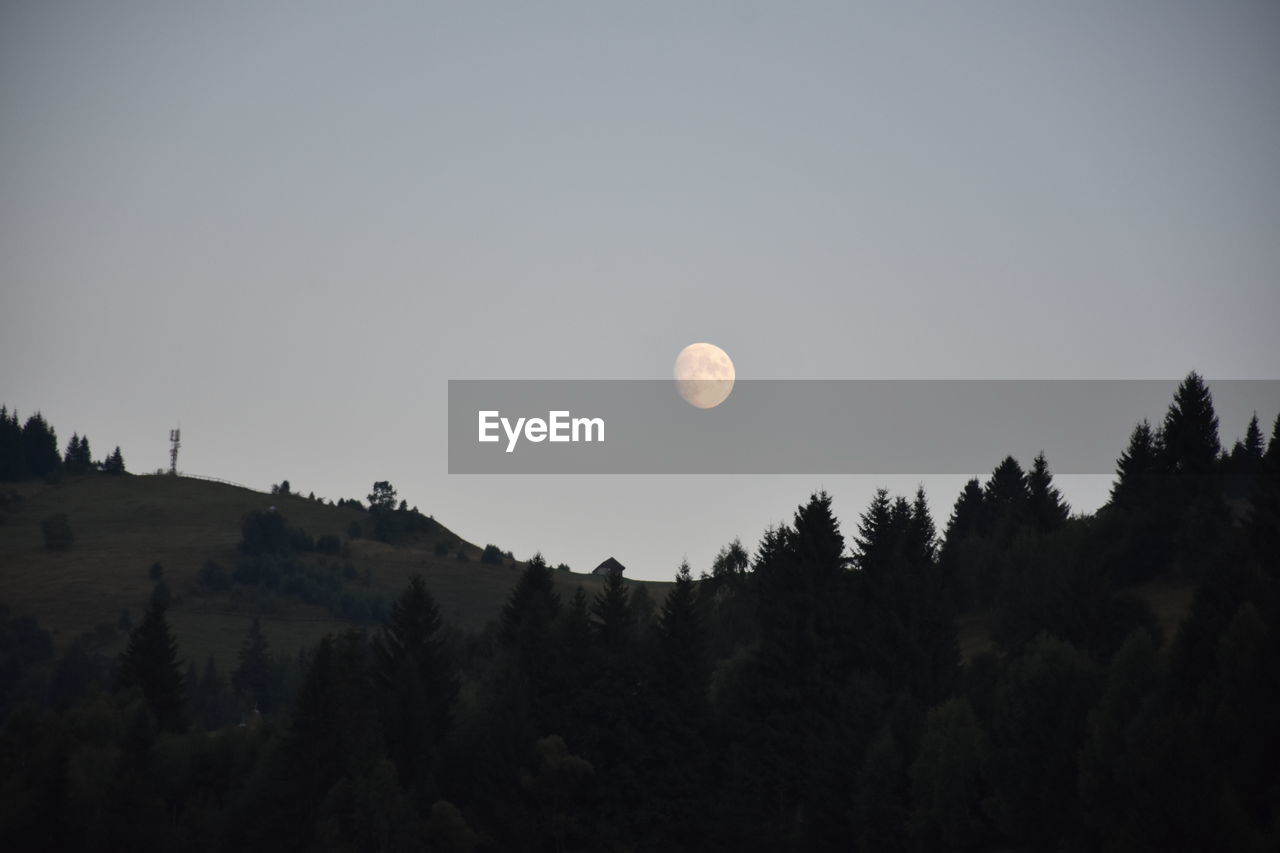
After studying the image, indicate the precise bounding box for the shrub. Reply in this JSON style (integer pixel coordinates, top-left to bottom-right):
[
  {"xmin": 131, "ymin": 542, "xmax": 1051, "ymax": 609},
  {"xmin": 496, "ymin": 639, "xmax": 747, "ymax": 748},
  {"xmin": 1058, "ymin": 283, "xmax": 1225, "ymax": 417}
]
[
  {"xmin": 434, "ymin": 541, "xmax": 451, "ymax": 557},
  {"xmin": 481, "ymin": 544, "xmax": 504, "ymax": 565},
  {"xmin": 348, "ymin": 520, "xmax": 362, "ymax": 539},
  {"xmin": 41, "ymin": 513, "xmax": 73, "ymax": 550},
  {"xmin": 148, "ymin": 561, "xmax": 164, "ymax": 580},
  {"xmin": 316, "ymin": 534, "xmax": 341, "ymax": 555}
]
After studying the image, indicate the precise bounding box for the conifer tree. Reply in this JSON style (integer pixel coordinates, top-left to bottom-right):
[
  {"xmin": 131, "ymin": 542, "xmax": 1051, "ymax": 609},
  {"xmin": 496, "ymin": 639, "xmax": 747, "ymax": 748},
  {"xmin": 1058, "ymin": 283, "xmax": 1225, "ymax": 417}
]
[
  {"xmin": 1160, "ymin": 371, "xmax": 1220, "ymax": 476},
  {"xmin": 0, "ymin": 407, "xmax": 23, "ymax": 480},
  {"xmin": 1110, "ymin": 420, "xmax": 1160, "ymax": 509},
  {"xmin": 232, "ymin": 618, "xmax": 274, "ymax": 712},
  {"xmin": 500, "ymin": 554, "xmax": 561, "ymax": 674},
  {"xmin": 282, "ymin": 631, "xmax": 383, "ymax": 842},
  {"xmin": 650, "ymin": 560, "xmax": 710, "ymax": 848},
  {"xmin": 557, "ymin": 585, "xmax": 592, "ymax": 667},
  {"xmin": 1247, "ymin": 413, "xmax": 1280, "ymax": 565},
  {"xmin": 656, "ymin": 560, "xmax": 705, "ymax": 704},
  {"xmin": 907, "ymin": 485, "xmax": 938, "ymax": 564},
  {"xmin": 103, "ymin": 446, "xmax": 126, "ymax": 475},
  {"xmin": 117, "ymin": 586, "xmax": 186, "ymax": 732},
  {"xmin": 374, "ymin": 575, "xmax": 456, "ymax": 789},
  {"xmin": 21, "ymin": 412, "xmax": 60, "ymax": 478},
  {"xmin": 853, "ymin": 488, "xmax": 897, "ymax": 578},
  {"xmin": 1242, "ymin": 412, "xmax": 1265, "ymax": 465},
  {"xmin": 1027, "ymin": 452, "xmax": 1070, "ymax": 531},
  {"xmin": 63, "ymin": 433, "xmax": 80, "ymax": 472},
  {"xmin": 940, "ymin": 478, "xmax": 984, "ymax": 571},
  {"xmin": 982, "ymin": 456, "xmax": 1029, "ymax": 530},
  {"xmin": 591, "ymin": 570, "xmax": 634, "ymax": 652}
]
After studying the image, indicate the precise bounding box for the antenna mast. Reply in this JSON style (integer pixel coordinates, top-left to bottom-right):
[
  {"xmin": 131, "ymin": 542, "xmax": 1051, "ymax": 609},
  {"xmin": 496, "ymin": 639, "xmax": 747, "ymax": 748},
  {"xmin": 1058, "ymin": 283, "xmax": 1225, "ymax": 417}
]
[{"xmin": 169, "ymin": 428, "xmax": 181, "ymax": 475}]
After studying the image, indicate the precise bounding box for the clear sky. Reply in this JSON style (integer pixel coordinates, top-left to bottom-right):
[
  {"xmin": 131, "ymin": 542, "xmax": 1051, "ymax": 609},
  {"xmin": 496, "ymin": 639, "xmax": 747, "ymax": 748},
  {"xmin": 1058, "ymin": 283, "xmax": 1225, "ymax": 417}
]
[{"xmin": 3, "ymin": 1, "xmax": 1278, "ymax": 580}]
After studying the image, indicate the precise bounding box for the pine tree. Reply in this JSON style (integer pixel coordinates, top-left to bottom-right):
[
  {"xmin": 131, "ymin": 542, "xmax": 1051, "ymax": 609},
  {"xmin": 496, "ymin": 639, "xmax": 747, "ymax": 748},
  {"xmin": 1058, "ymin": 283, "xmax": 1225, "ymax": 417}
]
[
  {"xmin": 907, "ymin": 485, "xmax": 938, "ymax": 565},
  {"xmin": 500, "ymin": 554, "xmax": 561, "ymax": 674},
  {"xmin": 591, "ymin": 570, "xmax": 634, "ymax": 653},
  {"xmin": 0, "ymin": 406, "xmax": 23, "ymax": 480},
  {"xmin": 63, "ymin": 433, "xmax": 81, "ymax": 473},
  {"xmin": 656, "ymin": 560, "xmax": 705, "ymax": 702},
  {"xmin": 283, "ymin": 631, "xmax": 382, "ymax": 841},
  {"xmin": 853, "ymin": 488, "xmax": 896, "ymax": 578},
  {"xmin": 940, "ymin": 478, "xmax": 984, "ymax": 571},
  {"xmin": 560, "ymin": 585, "xmax": 592, "ymax": 653},
  {"xmin": 982, "ymin": 456, "xmax": 1029, "ymax": 531},
  {"xmin": 374, "ymin": 575, "xmax": 456, "ymax": 789},
  {"xmin": 1027, "ymin": 452, "xmax": 1069, "ymax": 531},
  {"xmin": 1247, "ymin": 412, "xmax": 1280, "ymax": 565},
  {"xmin": 21, "ymin": 412, "xmax": 60, "ymax": 478},
  {"xmin": 117, "ymin": 587, "xmax": 186, "ymax": 732},
  {"xmin": 1160, "ymin": 371, "xmax": 1220, "ymax": 476},
  {"xmin": 103, "ymin": 446, "xmax": 126, "ymax": 475},
  {"xmin": 1110, "ymin": 420, "xmax": 1160, "ymax": 509},
  {"xmin": 1241, "ymin": 412, "xmax": 1265, "ymax": 467},
  {"xmin": 650, "ymin": 560, "xmax": 710, "ymax": 848},
  {"xmin": 232, "ymin": 618, "xmax": 274, "ymax": 712}
]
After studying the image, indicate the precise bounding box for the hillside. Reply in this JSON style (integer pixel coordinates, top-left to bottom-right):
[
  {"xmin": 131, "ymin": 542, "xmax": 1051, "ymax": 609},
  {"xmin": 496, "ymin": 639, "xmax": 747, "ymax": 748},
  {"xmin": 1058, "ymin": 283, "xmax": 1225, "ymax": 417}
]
[{"xmin": 0, "ymin": 473, "xmax": 672, "ymax": 668}]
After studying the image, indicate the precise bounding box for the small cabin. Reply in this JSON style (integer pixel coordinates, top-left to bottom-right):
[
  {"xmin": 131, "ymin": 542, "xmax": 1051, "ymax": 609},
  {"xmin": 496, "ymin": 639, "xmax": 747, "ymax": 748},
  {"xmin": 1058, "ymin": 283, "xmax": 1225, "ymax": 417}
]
[{"xmin": 592, "ymin": 557, "xmax": 625, "ymax": 577}]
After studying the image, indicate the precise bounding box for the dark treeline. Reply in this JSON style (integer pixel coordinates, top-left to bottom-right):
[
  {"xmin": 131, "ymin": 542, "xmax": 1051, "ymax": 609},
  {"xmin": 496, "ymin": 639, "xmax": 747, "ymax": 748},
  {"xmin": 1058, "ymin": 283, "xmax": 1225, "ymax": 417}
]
[
  {"xmin": 1, "ymin": 373, "xmax": 1279, "ymax": 851},
  {"xmin": 0, "ymin": 405, "xmax": 125, "ymax": 481}
]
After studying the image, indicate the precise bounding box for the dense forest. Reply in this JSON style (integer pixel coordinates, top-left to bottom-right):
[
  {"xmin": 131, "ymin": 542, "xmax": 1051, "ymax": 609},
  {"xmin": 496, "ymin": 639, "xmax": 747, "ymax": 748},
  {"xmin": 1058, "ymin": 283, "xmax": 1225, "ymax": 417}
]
[{"xmin": 1, "ymin": 372, "xmax": 1278, "ymax": 852}]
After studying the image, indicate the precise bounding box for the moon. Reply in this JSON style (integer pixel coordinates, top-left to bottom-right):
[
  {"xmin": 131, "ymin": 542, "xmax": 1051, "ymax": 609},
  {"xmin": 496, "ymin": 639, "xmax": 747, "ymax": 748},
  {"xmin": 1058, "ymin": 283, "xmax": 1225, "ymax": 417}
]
[{"xmin": 674, "ymin": 342, "xmax": 735, "ymax": 409}]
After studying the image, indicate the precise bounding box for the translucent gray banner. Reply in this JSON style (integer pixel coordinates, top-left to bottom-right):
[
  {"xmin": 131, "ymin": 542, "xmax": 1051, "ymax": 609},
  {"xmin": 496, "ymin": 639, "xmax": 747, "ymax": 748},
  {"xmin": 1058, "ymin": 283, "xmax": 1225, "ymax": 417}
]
[{"xmin": 447, "ymin": 380, "xmax": 1279, "ymax": 475}]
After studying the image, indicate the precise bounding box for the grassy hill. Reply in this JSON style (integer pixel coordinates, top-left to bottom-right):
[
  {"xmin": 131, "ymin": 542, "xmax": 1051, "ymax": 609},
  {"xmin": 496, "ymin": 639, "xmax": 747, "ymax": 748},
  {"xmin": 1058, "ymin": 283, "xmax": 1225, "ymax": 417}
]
[
  {"xmin": 0, "ymin": 473, "xmax": 1199, "ymax": 674},
  {"xmin": 0, "ymin": 474, "xmax": 672, "ymax": 669}
]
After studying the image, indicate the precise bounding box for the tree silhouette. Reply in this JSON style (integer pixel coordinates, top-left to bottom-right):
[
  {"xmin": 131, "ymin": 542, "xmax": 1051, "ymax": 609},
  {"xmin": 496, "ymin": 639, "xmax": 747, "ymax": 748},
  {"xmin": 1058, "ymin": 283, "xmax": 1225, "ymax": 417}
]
[
  {"xmin": 1160, "ymin": 371, "xmax": 1220, "ymax": 477},
  {"xmin": 1027, "ymin": 452, "xmax": 1070, "ymax": 531},
  {"xmin": 374, "ymin": 575, "xmax": 456, "ymax": 790},
  {"xmin": 21, "ymin": 413, "xmax": 60, "ymax": 478},
  {"xmin": 117, "ymin": 587, "xmax": 186, "ymax": 732},
  {"xmin": 103, "ymin": 446, "xmax": 126, "ymax": 475},
  {"xmin": 232, "ymin": 618, "xmax": 274, "ymax": 713}
]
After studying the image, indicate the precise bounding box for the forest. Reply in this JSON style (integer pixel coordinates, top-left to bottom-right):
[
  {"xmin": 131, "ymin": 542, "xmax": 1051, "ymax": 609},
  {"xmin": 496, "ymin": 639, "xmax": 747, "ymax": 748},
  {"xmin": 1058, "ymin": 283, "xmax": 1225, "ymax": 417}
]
[{"xmin": 1, "ymin": 371, "xmax": 1278, "ymax": 852}]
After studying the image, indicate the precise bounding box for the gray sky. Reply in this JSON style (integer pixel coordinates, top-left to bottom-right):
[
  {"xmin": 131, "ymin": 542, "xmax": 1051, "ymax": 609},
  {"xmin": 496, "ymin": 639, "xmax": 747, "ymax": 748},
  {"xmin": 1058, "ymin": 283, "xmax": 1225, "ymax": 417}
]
[{"xmin": 3, "ymin": 1, "xmax": 1278, "ymax": 581}]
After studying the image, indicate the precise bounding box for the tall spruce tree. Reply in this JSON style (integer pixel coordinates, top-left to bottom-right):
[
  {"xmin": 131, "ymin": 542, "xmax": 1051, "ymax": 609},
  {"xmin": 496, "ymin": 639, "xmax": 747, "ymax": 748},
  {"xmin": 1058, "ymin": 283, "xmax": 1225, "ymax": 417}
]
[
  {"xmin": 591, "ymin": 569, "xmax": 634, "ymax": 653},
  {"xmin": 1027, "ymin": 452, "xmax": 1070, "ymax": 531},
  {"xmin": 649, "ymin": 560, "xmax": 711, "ymax": 850},
  {"xmin": 1110, "ymin": 420, "xmax": 1160, "ymax": 509},
  {"xmin": 374, "ymin": 575, "xmax": 456, "ymax": 790},
  {"xmin": 117, "ymin": 586, "xmax": 186, "ymax": 732},
  {"xmin": 940, "ymin": 478, "xmax": 984, "ymax": 573},
  {"xmin": 1247, "ymin": 413, "xmax": 1280, "ymax": 565},
  {"xmin": 103, "ymin": 446, "xmax": 126, "ymax": 475},
  {"xmin": 499, "ymin": 555, "xmax": 561, "ymax": 682},
  {"xmin": 982, "ymin": 456, "xmax": 1029, "ymax": 531},
  {"xmin": 1160, "ymin": 371, "xmax": 1220, "ymax": 476},
  {"xmin": 0, "ymin": 407, "xmax": 23, "ymax": 480},
  {"xmin": 232, "ymin": 618, "xmax": 274, "ymax": 712},
  {"xmin": 21, "ymin": 413, "xmax": 60, "ymax": 478},
  {"xmin": 1241, "ymin": 412, "xmax": 1265, "ymax": 465}
]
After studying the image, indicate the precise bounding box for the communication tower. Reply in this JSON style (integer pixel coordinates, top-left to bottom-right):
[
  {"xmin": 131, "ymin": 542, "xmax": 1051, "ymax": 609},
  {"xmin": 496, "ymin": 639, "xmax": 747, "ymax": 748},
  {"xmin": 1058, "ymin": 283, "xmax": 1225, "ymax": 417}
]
[{"xmin": 169, "ymin": 428, "xmax": 181, "ymax": 475}]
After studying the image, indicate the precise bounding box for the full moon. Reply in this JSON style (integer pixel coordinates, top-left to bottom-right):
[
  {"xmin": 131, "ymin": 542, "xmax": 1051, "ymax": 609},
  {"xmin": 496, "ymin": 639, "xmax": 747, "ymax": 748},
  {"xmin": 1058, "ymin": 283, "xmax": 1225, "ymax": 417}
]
[{"xmin": 674, "ymin": 342, "xmax": 735, "ymax": 409}]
